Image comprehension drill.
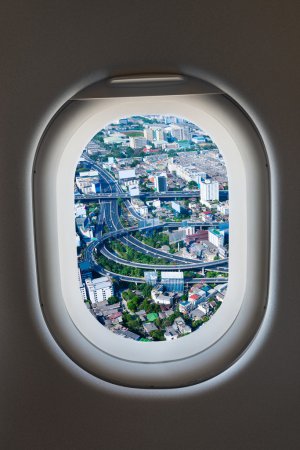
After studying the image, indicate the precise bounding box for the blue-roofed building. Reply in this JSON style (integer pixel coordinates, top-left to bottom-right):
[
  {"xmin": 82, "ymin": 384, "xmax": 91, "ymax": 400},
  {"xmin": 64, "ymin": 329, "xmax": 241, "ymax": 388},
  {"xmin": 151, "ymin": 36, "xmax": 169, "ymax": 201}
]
[{"xmin": 179, "ymin": 301, "xmax": 192, "ymax": 314}]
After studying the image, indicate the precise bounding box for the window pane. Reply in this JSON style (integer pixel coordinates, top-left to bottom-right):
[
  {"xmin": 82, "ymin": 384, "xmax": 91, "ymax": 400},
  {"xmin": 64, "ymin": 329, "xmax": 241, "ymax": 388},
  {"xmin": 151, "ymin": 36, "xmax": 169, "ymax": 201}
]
[{"xmin": 74, "ymin": 115, "xmax": 229, "ymax": 342}]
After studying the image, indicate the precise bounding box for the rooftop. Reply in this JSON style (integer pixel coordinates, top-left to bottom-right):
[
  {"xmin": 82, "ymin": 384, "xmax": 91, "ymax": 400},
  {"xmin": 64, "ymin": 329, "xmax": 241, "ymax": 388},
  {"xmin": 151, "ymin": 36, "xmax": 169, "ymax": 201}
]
[
  {"xmin": 161, "ymin": 271, "xmax": 184, "ymax": 280},
  {"xmin": 146, "ymin": 313, "xmax": 158, "ymax": 322}
]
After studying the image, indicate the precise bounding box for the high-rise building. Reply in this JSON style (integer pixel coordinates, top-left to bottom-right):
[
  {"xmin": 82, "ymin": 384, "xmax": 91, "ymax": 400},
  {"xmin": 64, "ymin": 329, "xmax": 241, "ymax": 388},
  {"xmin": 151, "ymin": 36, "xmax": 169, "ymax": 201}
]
[
  {"xmin": 154, "ymin": 173, "xmax": 167, "ymax": 192},
  {"xmin": 78, "ymin": 269, "xmax": 87, "ymax": 301},
  {"xmin": 165, "ymin": 125, "xmax": 190, "ymax": 141},
  {"xmin": 144, "ymin": 127, "xmax": 165, "ymax": 142},
  {"xmin": 208, "ymin": 229, "xmax": 225, "ymax": 248},
  {"xmin": 144, "ymin": 271, "xmax": 158, "ymax": 286},
  {"xmin": 161, "ymin": 272, "xmax": 184, "ymax": 293},
  {"xmin": 144, "ymin": 127, "xmax": 154, "ymax": 141},
  {"xmin": 129, "ymin": 136, "xmax": 147, "ymax": 149},
  {"xmin": 181, "ymin": 127, "xmax": 191, "ymax": 141},
  {"xmin": 85, "ymin": 277, "xmax": 114, "ymax": 304},
  {"xmin": 153, "ymin": 127, "xmax": 164, "ymax": 141},
  {"xmin": 200, "ymin": 179, "xmax": 219, "ymax": 201},
  {"xmin": 169, "ymin": 125, "xmax": 183, "ymax": 141}
]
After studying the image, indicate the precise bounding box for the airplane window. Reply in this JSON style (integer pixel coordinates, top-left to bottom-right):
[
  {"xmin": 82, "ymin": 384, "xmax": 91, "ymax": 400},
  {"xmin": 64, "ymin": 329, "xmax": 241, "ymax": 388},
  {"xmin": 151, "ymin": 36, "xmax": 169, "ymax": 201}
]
[
  {"xmin": 75, "ymin": 115, "xmax": 229, "ymax": 342},
  {"xmin": 33, "ymin": 75, "xmax": 269, "ymax": 388}
]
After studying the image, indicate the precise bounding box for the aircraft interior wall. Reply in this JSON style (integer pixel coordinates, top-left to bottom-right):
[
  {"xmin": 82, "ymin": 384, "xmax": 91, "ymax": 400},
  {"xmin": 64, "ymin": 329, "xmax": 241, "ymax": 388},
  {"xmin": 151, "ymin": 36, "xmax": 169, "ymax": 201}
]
[{"xmin": 0, "ymin": 1, "xmax": 299, "ymax": 449}]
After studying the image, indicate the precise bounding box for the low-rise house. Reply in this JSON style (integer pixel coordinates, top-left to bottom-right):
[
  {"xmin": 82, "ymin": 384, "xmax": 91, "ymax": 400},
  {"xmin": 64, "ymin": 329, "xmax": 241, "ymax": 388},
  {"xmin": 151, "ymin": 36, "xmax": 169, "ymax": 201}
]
[
  {"xmin": 164, "ymin": 327, "xmax": 179, "ymax": 341},
  {"xmin": 188, "ymin": 293, "xmax": 203, "ymax": 309},
  {"xmin": 108, "ymin": 311, "xmax": 123, "ymax": 325},
  {"xmin": 209, "ymin": 300, "xmax": 217, "ymax": 309},
  {"xmin": 146, "ymin": 312, "xmax": 158, "ymax": 322},
  {"xmin": 179, "ymin": 300, "xmax": 192, "ymax": 314},
  {"xmin": 94, "ymin": 301, "xmax": 120, "ymax": 318},
  {"xmin": 113, "ymin": 330, "xmax": 140, "ymax": 341},
  {"xmin": 173, "ymin": 317, "xmax": 192, "ymax": 335},
  {"xmin": 191, "ymin": 309, "xmax": 206, "ymax": 321},
  {"xmin": 103, "ymin": 319, "xmax": 113, "ymax": 328},
  {"xmin": 136, "ymin": 310, "xmax": 147, "ymax": 321},
  {"xmin": 201, "ymin": 285, "xmax": 211, "ymax": 294},
  {"xmin": 143, "ymin": 322, "xmax": 158, "ymax": 334},
  {"xmin": 198, "ymin": 303, "xmax": 210, "ymax": 314},
  {"xmin": 151, "ymin": 287, "xmax": 175, "ymax": 306}
]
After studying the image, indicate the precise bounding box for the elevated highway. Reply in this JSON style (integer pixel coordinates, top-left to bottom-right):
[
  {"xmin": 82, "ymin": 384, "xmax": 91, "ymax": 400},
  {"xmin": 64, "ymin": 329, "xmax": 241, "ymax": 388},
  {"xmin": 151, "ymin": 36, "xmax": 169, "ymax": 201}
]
[
  {"xmin": 80, "ymin": 154, "xmax": 229, "ymax": 276},
  {"xmin": 77, "ymin": 191, "xmax": 201, "ymax": 200},
  {"xmin": 99, "ymin": 243, "xmax": 228, "ymax": 270}
]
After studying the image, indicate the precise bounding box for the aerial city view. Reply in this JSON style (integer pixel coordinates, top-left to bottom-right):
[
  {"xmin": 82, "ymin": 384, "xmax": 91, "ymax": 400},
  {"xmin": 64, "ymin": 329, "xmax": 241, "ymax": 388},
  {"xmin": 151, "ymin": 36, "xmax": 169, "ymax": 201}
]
[{"xmin": 75, "ymin": 115, "xmax": 229, "ymax": 342}]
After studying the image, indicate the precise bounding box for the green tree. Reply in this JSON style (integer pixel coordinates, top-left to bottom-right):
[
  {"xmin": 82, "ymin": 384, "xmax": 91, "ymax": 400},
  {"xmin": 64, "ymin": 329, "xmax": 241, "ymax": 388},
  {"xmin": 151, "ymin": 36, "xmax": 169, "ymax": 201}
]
[
  {"xmin": 127, "ymin": 318, "xmax": 142, "ymax": 333},
  {"xmin": 192, "ymin": 320, "xmax": 203, "ymax": 330},
  {"xmin": 188, "ymin": 180, "xmax": 198, "ymax": 189},
  {"xmin": 150, "ymin": 330, "xmax": 165, "ymax": 341},
  {"xmin": 107, "ymin": 296, "xmax": 119, "ymax": 305},
  {"xmin": 206, "ymin": 271, "xmax": 218, "ymax": 277},
  {"xmin": 184, "ymin": 271, "xmax": 196, "ymax": 278},
  {"xmin": 155, "ymin": 318, "xmax": 162, "ymax": 328},
  {"xmin": 127, "ymin": 300, "xmax": 138, "ymax": 312},
  {"xmin": 141, "ymin": 299, "xmax": 151, "ymax": 312},
  {"xmin": 130, "ymin": 160, "xmax": 139, "ymax": 167},
  {"xmin": 140, "ymin": 283, "xmax": 152, "ymax": 298},
  {"xmin": 149, "ymin": 303, "xmax": 161, "ymax": 313}
]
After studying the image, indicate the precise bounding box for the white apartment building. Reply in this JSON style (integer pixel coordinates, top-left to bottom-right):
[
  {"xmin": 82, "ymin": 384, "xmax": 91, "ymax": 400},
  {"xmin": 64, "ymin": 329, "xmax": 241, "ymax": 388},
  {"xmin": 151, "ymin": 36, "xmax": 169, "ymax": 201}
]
[
  {"xmin": 164, "ymin": 125, "xmax": 191, "ymax": 141},
  {"xmin": 200, "ymin": 179, "xmax": 219, "ymax": 201},
  {"xmin": 78, "ymin": 269, "xmax": 87, "ymax": 301},
  {"xmin": 170, "ymin": 125, "xmax": 182, "ymax": 140},
  {"xmin": 144, "ymin": 127, "xmax": 154, "ymax": 141},
  {"xmin": 85, "ymin": 277, "xmax": 114, "ymax": 304},
  {"xmin": 154, "ymin": 173, "xmax": 167, "ymax": 192},
  {"xmin": 144, "ymin": 126, "xmax": 165, "ymax": 142},
  {"xmin": 208, "ymin": 229, "xmax": 224, "ymax": 248},
  {"xmin": 153, "ymin": 127, "xmax": 165, "ymax": 141}
]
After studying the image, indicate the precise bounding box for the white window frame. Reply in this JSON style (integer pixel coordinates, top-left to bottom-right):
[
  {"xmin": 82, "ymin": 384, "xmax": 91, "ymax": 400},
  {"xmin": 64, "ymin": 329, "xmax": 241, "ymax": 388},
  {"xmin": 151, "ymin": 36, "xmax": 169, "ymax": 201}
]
[{"xmin": 33, "ymin": 75, "xmax": 270, "ymax": 388}]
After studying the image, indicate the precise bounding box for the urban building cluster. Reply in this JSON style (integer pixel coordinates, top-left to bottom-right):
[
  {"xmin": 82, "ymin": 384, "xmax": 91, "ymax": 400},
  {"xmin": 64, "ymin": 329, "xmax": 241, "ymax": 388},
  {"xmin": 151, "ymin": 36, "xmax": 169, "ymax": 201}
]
[{"xmin": 74, "ymin": 115, "xmax": 229, "ymax": 341}]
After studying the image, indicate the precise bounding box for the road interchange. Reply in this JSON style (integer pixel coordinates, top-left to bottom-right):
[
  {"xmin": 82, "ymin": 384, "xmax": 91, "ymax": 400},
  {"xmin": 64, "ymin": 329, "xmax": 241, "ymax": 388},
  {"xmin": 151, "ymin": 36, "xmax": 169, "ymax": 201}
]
[{"xmin": 79, "ymin": 153, "xmax": 229, "ymax": 276}]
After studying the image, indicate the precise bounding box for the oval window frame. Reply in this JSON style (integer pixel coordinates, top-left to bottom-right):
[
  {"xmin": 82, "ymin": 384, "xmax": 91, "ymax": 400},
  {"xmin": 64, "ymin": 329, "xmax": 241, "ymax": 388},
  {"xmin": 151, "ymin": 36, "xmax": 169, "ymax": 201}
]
[{"xmin": 33, "ymin": 75, "xmax": 270, "ymax": 388}]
